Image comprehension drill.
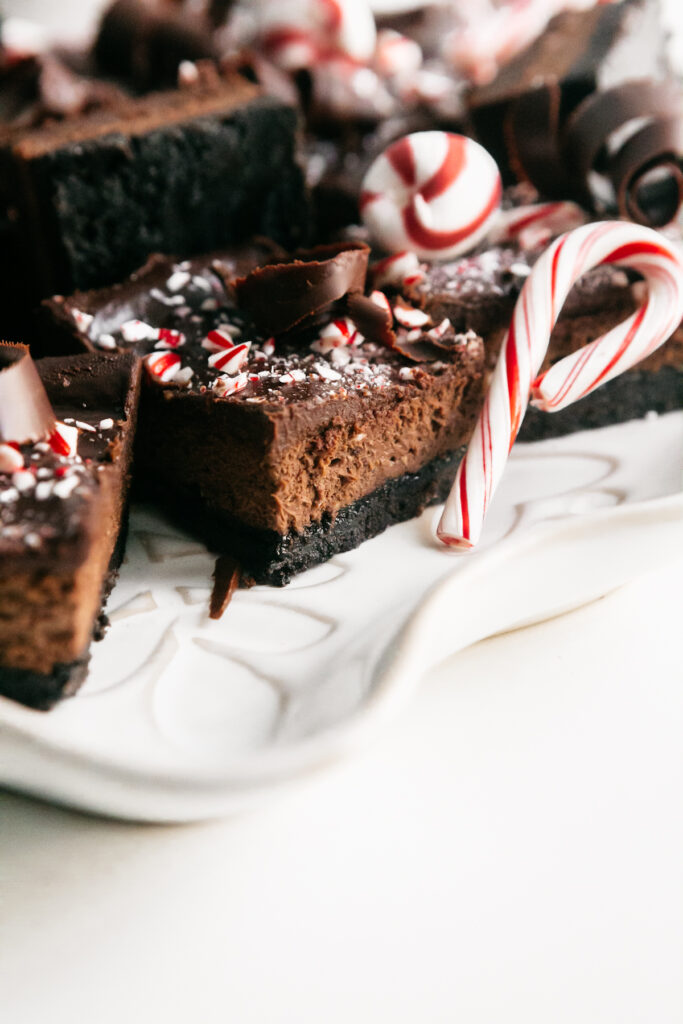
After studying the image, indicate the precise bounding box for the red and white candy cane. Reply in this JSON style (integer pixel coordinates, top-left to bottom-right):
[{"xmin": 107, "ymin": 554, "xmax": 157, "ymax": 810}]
[
  {"xmin": 438, "ymin": 221, "xmax": 683, "ymax": 549},
  {"xmin": 360, "ymin": 131, "xmax": 502, "ymax": 261}
]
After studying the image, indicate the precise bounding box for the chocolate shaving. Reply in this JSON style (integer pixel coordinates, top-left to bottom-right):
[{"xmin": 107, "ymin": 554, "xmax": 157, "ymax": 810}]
[
  {"xmin": 346, "ymin": 292, "xmax": 397, "ymax": 349},
  {"xmin": 564, "ymin": 79, "xmax": 683, "ymax": 226},
  {"xmin": 210, "ymin": 554, "xmax": 241, "ymax": 620},
  {"xmin": 0, "ymin": 343, "xmax": 55, "ymax": 443},
  {"xmin": 230, "ymin": 241, "xmax": 370, "ymax": 336},
  {"xmin": 502, "ymin": 76, "xmax": 683, "ymax": 226}
]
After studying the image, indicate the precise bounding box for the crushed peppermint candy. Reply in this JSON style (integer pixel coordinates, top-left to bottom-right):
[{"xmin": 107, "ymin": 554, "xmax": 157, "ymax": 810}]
[
  {"xmin": 208, "ymin": 342, "xmax": 251, "ymax": 375},
  {"xmin": 398, "ymin": 366, "xmax": 420, "ymax": 381},
  {"xmin": 71, "ymin": 309, "xmax": 94, "ymax": 334},
  {"xmin": 154, "ymin": 328, "xmax": 186, "ymax": 350},
  {"xmin": 95, "ymin": 333, "xmax": 117, "ymax": 350},
  {"xmin": 174, "ymin": 367, "xmax": 195, "ymax": 386},
  {"xmin": 53, "ymin": 475, "xmax": 80, "ymax": 499},
  {"xmin": 212, "ymin": 373, "xmax": 249, "ymax": 398},
  {"xmin": 313, "ymin": 361, "xmax": 342, "ymax": 381},
  {"xmin": 144, "ymin": 351, "xmax": 182, "ymax": 383},
  {"xmin": 393, "ymin": 303, "xmax": 431, "ymax": 328},
  {"xmin": 202, "ymin": 326, "xmax": 237, "ymax": 353},
  {"xmin": 150, "ymin": 288, "xmax": 186, "ymax": 307},
  {"xmin": 178, "ymin": 59, "xmax": 200, "ymax": 86},
  {"xmin": 427, "ymin": 318, "xmax": 452, "ymax": 340},
  {"xmin": 166, "ymin": 270, "xmax": 191, "ymax": 292},
  {"xmin": 372, "ymin": 251, "xmax": 424, "ymax": 289},
  {"xmin": 120, "ymin": 319, "xmax": 159, "ymax": 343},
  {"xmin": 279, "ymin": 369, "xmax": 307, "ymax": 384},
  {"xmin": 12, "ymin": 470, "xmax": 35, "ymax": 492},
  {"xmin": 49, "ymin": 422, "xmax": 79, "ymax": 458}
]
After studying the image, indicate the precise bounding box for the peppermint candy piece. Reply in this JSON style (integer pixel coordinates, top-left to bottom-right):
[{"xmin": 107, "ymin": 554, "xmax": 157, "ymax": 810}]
[
  {"xmin": 208, "ymin": 342, "xmax": 251, "ymax": 375},
  {"xmin": 154, "ymin": 328, "xmax": 186, "ymax": 350},
  {"xmin": 438, "ymin": 221, "xmax": 683, "ymax": 550},
  {"xmin": 393, "ymin": 302, "xmax": 430, "ymax": 328},
  {"xmin": 279, "ymin": 369, "xmax": 307, "ymax": 384},
  {"xmin": 371, "ymin": 251, "xmax": 424, "ymax": 289},
  {"xmin": 489, "ymin": 201, "xmax": 589, "ymax": 251},
  {"xmin": 201, "ymin": 327, "xmax": 237, "ymax": 354},
  {"xmin": 257, "ymin": 0, "xmax": 377, "ymax": 70},
  {"xmin": 374, "ymin": 29, "xmax": 422, "ymax": 79},
  {"xmin": 213, "ymin": 373, "xmax": 249, "ymax": 398},
  {"xmin": 120, "ymin": 319, "xmax": 159, "ymax": 343},
  {"xmin": 144, "ymin": 352, "xmax": 182, "ymax": 383},
  {"xmin": 48, "ymin": 421, "xmax": 79, "ymax": 458},
  {"xmin": 361, "ymin": 131, "xmax": 502, "ymax": 261}
]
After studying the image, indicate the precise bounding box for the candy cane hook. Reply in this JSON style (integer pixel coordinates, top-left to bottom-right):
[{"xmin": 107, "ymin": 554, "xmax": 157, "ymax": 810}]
[{"xmin": 438, "ymin": 221, "xmax": 683, "ymax": 549}]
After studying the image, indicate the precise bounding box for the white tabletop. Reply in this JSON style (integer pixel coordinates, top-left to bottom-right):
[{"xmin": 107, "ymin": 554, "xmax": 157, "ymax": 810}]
[
  {"xmin": 2, "ymin": 559, "xmax": 682, "ymax": 1024},
  {"xmin": 1, "ymin": 1, "xmax": 682, "ymax": 1020}
]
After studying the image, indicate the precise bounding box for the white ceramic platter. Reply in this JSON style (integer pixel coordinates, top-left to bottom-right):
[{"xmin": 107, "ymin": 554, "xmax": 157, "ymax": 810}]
[{"xmin": 0, "ymin": 413, "xmax": 681, "ymax": 822}]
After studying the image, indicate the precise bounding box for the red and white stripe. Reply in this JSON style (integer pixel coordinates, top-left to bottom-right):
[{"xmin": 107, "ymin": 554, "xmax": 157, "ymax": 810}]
[
  {"xmin": 48, "ymin": 421, "xmax": 79, "ymax": 458},
  {"xmin": 312, "ymin": 317, "xmax": 363, "ymax": 354},
  {"xmin": 208, "ymin": 342, "xmax": 251, "ymax": 375},
  {"xmin": 371, "ymin": 251, "xmax": 424, "ymax": 289},
  {"xmin": 144, "ymin": 352, "xmax": 183, "ymax": 383},
  {"xmin": 201, "ymin": 326, "xmax": 236, "ymax": 353},
  {"xmin": 257, "ymin": 0, "xmax": 376, "ymax": 70},
  {"xmin": 490, "ymin": 201, "xmax": 589, "ymax": 251},
  {"xmin": 360, "ymin": 131, "xmax": 502, "ymax": 261},
  {"xmin": 438, "ymin": 221, "xmax": 683, "ymax": 550},
  {"xmin": 155, "ymin": 328, "xmax": 186, "ymax": 349}
]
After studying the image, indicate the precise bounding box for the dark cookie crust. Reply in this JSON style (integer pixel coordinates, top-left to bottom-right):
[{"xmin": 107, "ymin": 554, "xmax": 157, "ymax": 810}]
[{"xmin": 519, "ymin": 365, "xmax": 682, "ymax": 441}]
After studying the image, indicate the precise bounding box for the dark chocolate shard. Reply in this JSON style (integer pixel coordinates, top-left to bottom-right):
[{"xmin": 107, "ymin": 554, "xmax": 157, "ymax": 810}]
[
  {"xmin": 230, "ymin": 241, "xmax": 370, "ymax": 336},
  {"xmin": 0, "ymin": 343, "xmax": 55, "ymax": 443},
  {"xmin": 346, "ymin": 292, "xmax": 397, "ymax": 349},
  {"xmin": 210, "ymin": 554, "xmax": 241, "ymax": 620}
]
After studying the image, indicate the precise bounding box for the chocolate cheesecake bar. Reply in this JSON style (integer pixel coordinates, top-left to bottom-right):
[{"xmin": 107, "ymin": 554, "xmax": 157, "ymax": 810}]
[
  {"xmin": 42, "ymin": 243, "xmax": 486, "ymax": 585},
  {"xmin": 0, "ymin": 351, "xmax": 141, "ymax": 709},
  {"xmin": 0, "ymin": 69, "xmax": 309, "ymax": 323}
]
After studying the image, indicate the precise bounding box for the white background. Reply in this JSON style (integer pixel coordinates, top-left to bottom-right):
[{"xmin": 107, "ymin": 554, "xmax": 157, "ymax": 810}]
[{"xmin": 1, "ymin": 3, "xmax": 683, "ymax": 1022}]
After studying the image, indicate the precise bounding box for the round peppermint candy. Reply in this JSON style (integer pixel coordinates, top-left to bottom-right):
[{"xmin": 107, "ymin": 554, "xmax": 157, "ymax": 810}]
[{"xmin": 360, "ymin": 131, "xmax": 502, "ymax": 261}]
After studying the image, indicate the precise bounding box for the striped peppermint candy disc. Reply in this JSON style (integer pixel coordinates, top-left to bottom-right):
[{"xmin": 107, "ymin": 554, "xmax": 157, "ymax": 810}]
[
  {"xmin": 360, "ymin": 132, "xmax": 502, "ymax": 261},
  {"xmin": 438, "ymin": 221, "xmax": 683, "ymax": 550},
  {"xmin": 257, "ymin": 0, "xmax": 376, "ymax": 70}
]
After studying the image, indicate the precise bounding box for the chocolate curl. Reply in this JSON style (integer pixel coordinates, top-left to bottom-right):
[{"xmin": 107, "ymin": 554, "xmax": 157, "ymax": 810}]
[
  {"xmin": 505, "ymin": 77, "xmax": 683, "ymax": 226},
  {"xmin": 505, "ymin": 83, "xmax": 572, "ymax": 199},
  {"xmin": 230, "ymin": 242, "xmax": 370, "ymax": 336},
  {"xmin": 564, "ymin": 80, "xmax": 683, "ymax": 227},
  {"xmin": 0, "ymin": 343, "xmax": 55, "ymax": 443}
]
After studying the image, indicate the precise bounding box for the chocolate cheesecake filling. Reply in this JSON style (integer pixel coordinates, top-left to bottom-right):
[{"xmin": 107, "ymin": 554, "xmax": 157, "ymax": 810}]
[{"xmin": 0, "ymin": 352, "xmax": 141, "ymax": 706}]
